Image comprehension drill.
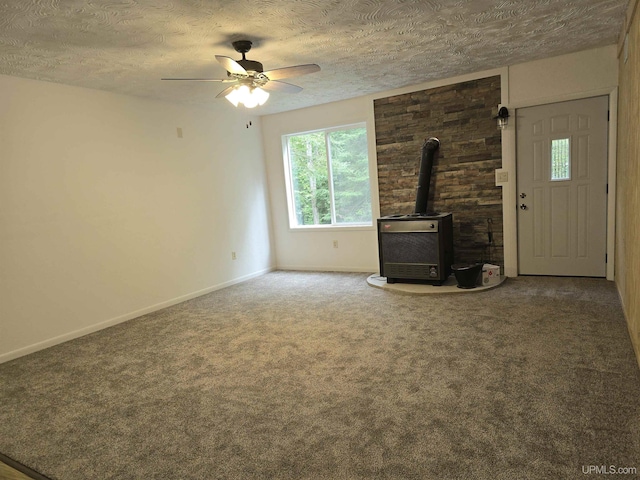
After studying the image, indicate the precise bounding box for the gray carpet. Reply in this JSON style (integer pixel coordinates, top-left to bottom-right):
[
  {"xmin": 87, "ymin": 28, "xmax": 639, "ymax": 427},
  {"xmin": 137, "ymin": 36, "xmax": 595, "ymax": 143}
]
[{"xmin": 1, "ymin": 272, "xmax": 639, "ymax": 480}]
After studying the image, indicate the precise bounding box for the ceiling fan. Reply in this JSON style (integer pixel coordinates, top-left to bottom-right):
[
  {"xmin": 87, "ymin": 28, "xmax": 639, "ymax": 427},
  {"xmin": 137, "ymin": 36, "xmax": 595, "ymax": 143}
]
[{"xmin": 162, "ymin": 40, "xmax": 320, "ymax": 108}]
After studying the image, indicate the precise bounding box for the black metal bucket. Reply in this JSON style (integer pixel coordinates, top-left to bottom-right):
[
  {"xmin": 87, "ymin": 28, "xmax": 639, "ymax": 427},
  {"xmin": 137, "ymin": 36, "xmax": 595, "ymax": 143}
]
[{"xmin": 451, "ymin": 263, "xmax": 483, "ymax": 289}]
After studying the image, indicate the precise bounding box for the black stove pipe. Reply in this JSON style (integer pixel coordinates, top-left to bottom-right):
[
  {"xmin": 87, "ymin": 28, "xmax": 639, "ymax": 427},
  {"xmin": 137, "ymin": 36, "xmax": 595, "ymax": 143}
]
[{"xmin": 414, "ymin": 137, "xmax": 440, "ymax": 215}]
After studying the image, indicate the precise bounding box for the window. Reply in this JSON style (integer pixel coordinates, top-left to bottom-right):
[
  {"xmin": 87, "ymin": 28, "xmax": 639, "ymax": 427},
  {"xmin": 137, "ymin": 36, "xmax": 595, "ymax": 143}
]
[
  {"xmin": 283, "ymin": 124, "xmax": 372, "ymax": 228},
  {"xmin": 551, "ymin": 138, "xmax": 571, "ymax": 181}
]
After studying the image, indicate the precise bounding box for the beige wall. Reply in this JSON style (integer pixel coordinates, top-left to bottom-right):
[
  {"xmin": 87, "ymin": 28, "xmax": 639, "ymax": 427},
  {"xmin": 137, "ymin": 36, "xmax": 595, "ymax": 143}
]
[
  {"xmin": 616, "ymin": 0, "xmax": 640, "ymax": 367},
  {"xmin": 0, "ymin": 75, "xmax": 275, "ymax": 362},
  {"xmin": 261, "ymin": 97, "xmax": 381, "ymax": 272},
  {"xmin": 508, "ymin": 46, "xmax": 620, "ymax": 106}
]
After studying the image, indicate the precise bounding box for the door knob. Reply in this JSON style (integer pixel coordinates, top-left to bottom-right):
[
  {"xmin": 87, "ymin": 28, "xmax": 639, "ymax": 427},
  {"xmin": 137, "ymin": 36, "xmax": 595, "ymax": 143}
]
[
  {"xmin": 520, "ymin": 193, "xmax": 527, "ymax": 198},
  {"xmin": 520, "ymin": 204, "xmax": 528, "ymax": 210}
]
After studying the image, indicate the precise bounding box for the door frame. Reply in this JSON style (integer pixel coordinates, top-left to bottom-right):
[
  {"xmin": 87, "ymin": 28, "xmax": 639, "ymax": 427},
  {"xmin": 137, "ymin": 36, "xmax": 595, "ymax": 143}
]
[{"xmin": 499, "ymin": 87, "xmax": 618, "ymax": 280}]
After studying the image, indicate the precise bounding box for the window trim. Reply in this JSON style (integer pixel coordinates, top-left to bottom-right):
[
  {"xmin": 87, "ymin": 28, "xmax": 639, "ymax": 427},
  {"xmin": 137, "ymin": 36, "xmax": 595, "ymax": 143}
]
[{"xmin": 282, "ymin": 122, "xmax": 373, "ymax": 230}]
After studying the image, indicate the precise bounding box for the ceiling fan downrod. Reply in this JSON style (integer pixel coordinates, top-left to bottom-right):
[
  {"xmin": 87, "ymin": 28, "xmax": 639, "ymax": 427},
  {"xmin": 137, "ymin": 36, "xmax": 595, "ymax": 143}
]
[{"xmin": 232, "ymin": 40, "xmax": 263, "ymax": 73}]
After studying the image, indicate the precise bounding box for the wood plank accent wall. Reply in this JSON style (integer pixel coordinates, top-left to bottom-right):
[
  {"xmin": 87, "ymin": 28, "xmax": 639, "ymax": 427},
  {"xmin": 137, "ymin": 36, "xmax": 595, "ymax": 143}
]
[
  {"xmin": 374, "ymin": 76, "xmax": 503, "ymax": 267},
  {"xmin": 616, "ymin": 0, "xmax": 640, "ymax": 369}
]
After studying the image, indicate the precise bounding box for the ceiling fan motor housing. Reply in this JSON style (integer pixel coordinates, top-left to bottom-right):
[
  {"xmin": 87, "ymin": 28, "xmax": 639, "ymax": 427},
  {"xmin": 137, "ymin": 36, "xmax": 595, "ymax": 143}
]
[
  {"xmin": 230, "ymin": 40, "xmax": 264, "ymax": 74},
  {"xmin": 232, "ymin": 40, "xmax": 253, "ymax": 54},
  {"xmin": 237, "ymin": 59, "xmax": 264, "ymax": 73}
]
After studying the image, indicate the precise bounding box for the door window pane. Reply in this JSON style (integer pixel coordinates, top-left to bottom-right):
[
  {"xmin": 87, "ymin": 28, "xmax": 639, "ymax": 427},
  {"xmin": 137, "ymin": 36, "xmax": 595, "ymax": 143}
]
[{"xmin": 551, "ymin": 138, "xmax": 570, "ymax": 181}]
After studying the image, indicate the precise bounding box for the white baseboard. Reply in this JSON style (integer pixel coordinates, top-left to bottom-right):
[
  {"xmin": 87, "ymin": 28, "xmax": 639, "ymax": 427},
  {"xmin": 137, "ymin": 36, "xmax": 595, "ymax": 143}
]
[
  {"xmin": 504, "ymin": 266, "xmax": 518, "ymax": 277},
  {"xmin": 0, "ymin": 267, "xmax": 274, "ymax": 364},
  {"xmin": 276, "ymin": 265, "xmax": 376, "ymax": 273}
]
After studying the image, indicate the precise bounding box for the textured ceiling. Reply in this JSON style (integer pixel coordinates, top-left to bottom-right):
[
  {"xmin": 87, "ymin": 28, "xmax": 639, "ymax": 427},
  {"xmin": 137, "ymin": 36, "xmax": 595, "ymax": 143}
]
[{"xmin": 0, "ymin": 0, "xmax": 628, "ymax": 115}]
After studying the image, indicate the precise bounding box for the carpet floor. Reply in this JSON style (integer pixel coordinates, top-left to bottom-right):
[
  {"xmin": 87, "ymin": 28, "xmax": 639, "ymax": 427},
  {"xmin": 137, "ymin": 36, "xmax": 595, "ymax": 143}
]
[{"xmin": 1, "ymin": 271, "xmax": 639, "ymax": 479}]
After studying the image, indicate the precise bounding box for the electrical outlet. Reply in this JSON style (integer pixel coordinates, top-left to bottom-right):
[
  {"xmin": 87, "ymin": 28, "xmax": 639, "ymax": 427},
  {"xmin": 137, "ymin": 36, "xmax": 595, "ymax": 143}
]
[
  {"xmin": 176, "ymin": 127, "xmax": 183, "ymax": 138},
  {"xmin": 231, "ymin": 251, "xmax": 237, "ymax": 260},
  {"xmin": 333, "ymin": 240, "xmax": 339, "ymax": 248}
]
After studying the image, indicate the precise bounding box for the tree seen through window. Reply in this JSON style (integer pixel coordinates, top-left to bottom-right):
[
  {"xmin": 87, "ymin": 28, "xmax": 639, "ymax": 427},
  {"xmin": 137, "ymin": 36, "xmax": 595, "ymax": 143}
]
[{"xmin": 285, "ymin": 125, "xmax": 371, "ymax": 227}]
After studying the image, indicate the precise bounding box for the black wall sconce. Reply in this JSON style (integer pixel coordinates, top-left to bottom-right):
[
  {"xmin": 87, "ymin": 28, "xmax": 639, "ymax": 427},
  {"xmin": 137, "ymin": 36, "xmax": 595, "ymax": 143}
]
[{"xmin": 495, "ymin": 106, "xmax": 509, "ymax": 130}]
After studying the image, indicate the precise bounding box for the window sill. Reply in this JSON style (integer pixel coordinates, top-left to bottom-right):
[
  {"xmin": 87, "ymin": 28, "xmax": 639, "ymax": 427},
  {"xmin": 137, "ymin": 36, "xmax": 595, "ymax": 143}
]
[{"xmin": 288, "ymin": 224, "xmax": 375, "ymax": 232}]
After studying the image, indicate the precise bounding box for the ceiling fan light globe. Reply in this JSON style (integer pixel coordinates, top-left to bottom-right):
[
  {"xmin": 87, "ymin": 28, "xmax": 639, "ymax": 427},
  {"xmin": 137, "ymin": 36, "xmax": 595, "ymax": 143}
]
[
  {"xmin": 225, "ymin": 85, "xmax": 269, "ymax": 108},
  {"xmin": 253, "ymin": 87, "xmax": 270, "ymax": 106},
  {"xmin": 243, "ymin": 97, "xmax": 258, "ymax": 108},
  {"xmin": 225, "ymin": 84, "xmax": 249, "ymax": 107},
  {"xmin": 225, "ymin": 87, "xmax": 242, "ymax": 107}
]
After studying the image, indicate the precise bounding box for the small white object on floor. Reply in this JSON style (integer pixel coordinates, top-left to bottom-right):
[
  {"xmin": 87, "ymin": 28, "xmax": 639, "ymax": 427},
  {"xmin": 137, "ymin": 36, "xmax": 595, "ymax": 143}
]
[{"xmin": 481, "ymin": 264, "xmax": 501, "ymax": 286}]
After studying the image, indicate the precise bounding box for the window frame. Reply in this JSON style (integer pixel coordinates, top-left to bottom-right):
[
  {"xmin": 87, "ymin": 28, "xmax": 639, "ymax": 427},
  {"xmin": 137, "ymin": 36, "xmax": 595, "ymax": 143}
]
[{"xmin": 282, "ymin": 122, "xmax": 374, "ymax": 230}]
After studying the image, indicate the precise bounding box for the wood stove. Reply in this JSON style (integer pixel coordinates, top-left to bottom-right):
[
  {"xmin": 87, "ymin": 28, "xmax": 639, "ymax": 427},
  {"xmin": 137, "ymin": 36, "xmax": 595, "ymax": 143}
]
[
  {"xmin": 378, "ymin": 213, "xmax": 453, "ymax": 284},
  {"xmin": 377, "ymin": 138, "xmax": 454, "ymax": 285}
]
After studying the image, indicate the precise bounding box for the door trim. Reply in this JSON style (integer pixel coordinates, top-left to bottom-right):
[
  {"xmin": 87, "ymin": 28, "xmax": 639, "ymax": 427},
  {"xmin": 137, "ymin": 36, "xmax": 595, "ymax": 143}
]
[{"xmin": 500, "ymin": 87, "xmax": 618, "ymax": 280}]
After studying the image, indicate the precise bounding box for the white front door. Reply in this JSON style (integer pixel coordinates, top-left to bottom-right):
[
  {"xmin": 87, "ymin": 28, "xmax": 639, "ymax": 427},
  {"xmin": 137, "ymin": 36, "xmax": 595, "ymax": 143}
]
[{"xmin": 516, "ymin": 96, "xmax": 608, "ymax": 277}]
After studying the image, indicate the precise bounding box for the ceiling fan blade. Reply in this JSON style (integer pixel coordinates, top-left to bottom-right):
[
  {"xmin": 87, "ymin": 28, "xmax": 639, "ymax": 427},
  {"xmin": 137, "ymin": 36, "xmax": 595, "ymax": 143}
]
[
  {"xmin": 262, "ymin": 80, "xmax": 303, "ymax": 94},
  {"xmin": 161, "ymin": 78, "xmax": 236, "ymax": 82},
  {"xmin": 215, "ymin": 55, "xmax": 248, "ymax": 75},
  {"xmin": 263, "ymin": 64, "xmax": 320, "ymax": 80},
  {"xmin": 216, "ymin": 85, "xmax": 237, "ymax": 98}
]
